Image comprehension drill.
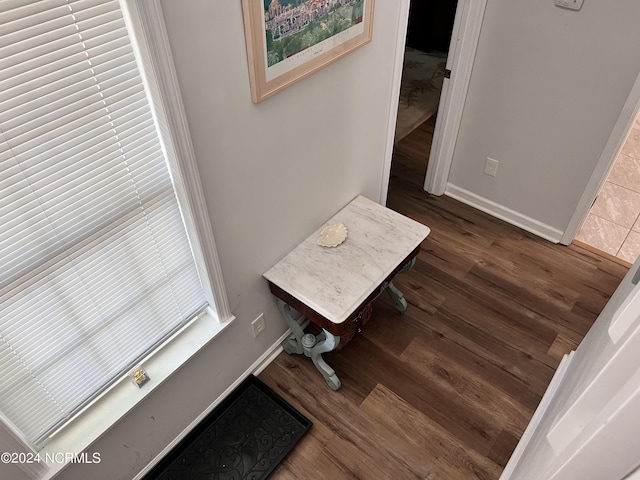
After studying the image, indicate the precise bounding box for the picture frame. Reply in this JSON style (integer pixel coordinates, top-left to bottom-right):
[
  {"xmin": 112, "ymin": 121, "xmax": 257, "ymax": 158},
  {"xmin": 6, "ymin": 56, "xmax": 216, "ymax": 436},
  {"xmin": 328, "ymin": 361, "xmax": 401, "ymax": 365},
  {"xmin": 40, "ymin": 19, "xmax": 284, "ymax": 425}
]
[{"xmin": 241, "ymin": 0, "xmax": 375, "ymax": 103}]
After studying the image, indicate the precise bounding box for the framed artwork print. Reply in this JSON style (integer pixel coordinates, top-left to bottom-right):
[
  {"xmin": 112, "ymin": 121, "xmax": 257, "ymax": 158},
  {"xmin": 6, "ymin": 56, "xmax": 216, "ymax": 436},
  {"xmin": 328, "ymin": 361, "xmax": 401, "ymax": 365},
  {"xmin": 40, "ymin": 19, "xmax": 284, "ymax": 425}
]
[{"xmin": 241, "ymin": 0, "xmax": 375, "ymax": 103}]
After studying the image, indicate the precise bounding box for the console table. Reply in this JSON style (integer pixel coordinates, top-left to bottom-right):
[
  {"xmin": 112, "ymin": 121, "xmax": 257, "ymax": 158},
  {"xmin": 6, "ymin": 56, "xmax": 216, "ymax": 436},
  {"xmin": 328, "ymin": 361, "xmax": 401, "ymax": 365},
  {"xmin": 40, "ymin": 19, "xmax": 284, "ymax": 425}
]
[{"xmin": 263, "ymin": 195, "xmax": 430, "ymax": 390}]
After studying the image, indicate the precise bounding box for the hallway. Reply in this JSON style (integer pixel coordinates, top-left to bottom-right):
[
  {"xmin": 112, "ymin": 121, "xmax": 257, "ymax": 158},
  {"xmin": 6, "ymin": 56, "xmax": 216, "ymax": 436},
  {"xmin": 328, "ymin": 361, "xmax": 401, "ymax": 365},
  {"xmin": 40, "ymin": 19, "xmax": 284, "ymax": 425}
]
[{"xmin": 258, "ymin": 121, "xmax": 627, "ymax": 479}]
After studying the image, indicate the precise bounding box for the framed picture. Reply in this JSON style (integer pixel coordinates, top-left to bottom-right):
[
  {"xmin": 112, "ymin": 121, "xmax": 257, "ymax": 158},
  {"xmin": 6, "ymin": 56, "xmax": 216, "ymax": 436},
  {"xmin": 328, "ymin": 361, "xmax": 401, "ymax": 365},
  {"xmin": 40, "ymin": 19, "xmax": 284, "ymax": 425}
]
[{"xmin": 241, "ymin": 0, "xmax": 375, "ymax": 103}]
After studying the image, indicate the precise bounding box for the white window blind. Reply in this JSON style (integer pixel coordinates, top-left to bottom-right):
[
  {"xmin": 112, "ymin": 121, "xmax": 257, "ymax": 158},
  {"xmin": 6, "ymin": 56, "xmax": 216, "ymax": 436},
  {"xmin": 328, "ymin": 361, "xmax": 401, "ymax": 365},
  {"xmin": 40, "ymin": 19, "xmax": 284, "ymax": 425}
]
[{"xmin": 0, "ymin": 0, "xmax": 208, "ymax": 446}]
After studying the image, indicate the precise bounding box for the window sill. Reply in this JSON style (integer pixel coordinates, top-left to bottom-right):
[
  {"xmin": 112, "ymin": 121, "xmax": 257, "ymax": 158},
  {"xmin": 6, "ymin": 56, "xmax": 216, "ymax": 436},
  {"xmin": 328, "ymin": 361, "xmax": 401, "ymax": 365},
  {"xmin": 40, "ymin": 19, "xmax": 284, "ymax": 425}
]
[{"xmin": 38, "ymin": 309, "xmax": 234, "ymax": 480}]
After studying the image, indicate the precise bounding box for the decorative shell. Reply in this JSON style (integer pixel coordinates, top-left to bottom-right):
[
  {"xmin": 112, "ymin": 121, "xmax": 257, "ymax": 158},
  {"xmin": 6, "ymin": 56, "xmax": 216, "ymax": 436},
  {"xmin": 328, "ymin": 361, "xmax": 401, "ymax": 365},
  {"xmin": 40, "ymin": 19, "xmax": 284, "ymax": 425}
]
[{"xmin": 317, "ymin": 222, "xmax": 348, "ymax": 247}]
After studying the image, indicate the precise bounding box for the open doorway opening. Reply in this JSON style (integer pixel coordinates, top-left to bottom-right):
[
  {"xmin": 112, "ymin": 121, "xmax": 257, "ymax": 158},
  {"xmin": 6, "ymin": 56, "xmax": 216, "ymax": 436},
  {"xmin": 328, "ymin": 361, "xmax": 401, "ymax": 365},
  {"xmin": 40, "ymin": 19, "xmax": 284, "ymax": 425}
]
[
  {"xmin": 381, "ymin": 0, "xmax": 486, "ymax": 205},
  {"xmin": 393, "ymin": 1, "xmax": 457, "ymax": 146},
  {"xmin": 389, "ymin": 0, "xmax": 457, "ymax": 196},
  {"xmin": 393, "ymin": 0, "xmax": 458, "ymax": 156},
  {"xmin": 573, "ymin": 112, "xmax": 640, "ymax": 265},
  {"xmin": 384, "ymin": 0, "xmax": 488, "ymax": 204}
]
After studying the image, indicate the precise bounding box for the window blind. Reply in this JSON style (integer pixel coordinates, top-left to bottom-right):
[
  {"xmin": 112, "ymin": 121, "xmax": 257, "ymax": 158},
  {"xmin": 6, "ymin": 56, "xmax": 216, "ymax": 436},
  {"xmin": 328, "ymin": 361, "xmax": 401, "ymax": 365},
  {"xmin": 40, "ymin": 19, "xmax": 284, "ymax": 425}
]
[{"xmin": 0, "ymin": 0, "xmax": 208, "ymax": 445}]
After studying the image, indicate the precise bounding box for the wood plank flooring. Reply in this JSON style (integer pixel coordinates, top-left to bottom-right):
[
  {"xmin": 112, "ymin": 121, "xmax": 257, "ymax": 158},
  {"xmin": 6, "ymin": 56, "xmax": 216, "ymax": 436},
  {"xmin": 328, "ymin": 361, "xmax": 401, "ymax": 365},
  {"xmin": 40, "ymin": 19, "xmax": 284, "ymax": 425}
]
[{"xmin": 259, "ymin": 117, "xmax": 628, "ymax": 479}]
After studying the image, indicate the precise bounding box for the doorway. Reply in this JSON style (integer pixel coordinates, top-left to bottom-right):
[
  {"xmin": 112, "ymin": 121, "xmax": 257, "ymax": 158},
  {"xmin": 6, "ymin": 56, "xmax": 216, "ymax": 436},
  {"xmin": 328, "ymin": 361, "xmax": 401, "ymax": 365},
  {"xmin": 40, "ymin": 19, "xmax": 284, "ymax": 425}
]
[
  {"xmin": 574, "ymin": 112, "xmax": 640, "ymax": 264},
  {"xmin": 393, "ymin": 0, "xmax": 457, "ymax": 146},
  {"xmin": 382, "ymin": 0, "xmax": 487, "ymax": 205}
]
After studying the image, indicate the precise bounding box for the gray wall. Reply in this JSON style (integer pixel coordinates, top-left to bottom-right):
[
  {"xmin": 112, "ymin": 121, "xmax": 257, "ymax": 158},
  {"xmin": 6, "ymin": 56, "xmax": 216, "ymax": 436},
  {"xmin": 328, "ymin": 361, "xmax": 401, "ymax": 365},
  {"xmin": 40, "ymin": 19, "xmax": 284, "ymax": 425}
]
[
  {"xmin": 448, "ymin": 0, "xmax": 640, "ymax": 235},
  {"xmin": 57, "ymin": 0, "xmax": 408, "ymax": 479}
]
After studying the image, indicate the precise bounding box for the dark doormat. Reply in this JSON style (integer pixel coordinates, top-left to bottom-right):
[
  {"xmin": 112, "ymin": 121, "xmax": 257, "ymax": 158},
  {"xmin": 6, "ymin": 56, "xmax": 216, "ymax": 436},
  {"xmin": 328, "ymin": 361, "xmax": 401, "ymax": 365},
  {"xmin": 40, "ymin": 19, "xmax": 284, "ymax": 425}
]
[{"xmin": 144, "ymin": 374, "xmax": 312, "ymax": 480}]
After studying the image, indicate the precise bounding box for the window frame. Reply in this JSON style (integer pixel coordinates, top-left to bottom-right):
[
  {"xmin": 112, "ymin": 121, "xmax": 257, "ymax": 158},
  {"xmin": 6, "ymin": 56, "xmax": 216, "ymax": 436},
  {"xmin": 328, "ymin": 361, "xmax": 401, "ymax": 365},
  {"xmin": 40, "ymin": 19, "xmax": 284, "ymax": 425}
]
[
  {"xmin": 0, "ymin": 1, "xmax": 233, "ymax": 477},
  {"xmin": 123, "ymin": 0, "xmax": 233, "ymax": 321}
]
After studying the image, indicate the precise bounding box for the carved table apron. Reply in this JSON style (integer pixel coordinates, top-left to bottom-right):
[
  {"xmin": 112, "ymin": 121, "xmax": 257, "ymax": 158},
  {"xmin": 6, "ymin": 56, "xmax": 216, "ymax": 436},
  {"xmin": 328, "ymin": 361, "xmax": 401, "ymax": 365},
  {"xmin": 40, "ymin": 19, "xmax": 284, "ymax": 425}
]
[{"xmin": 263, "ymin": 195, "xmax": 430, "ymax": 390}]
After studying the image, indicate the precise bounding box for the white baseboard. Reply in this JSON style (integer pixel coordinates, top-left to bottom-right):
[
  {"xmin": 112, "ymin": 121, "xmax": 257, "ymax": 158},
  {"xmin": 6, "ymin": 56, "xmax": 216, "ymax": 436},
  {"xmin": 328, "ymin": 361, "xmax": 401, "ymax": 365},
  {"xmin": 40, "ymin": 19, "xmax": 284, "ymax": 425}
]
[
  {"xmin": 133, "ymin": 329, "xmax": 291, "ymax": 480},
  {"xmin": 445, "ymin": 184, "xmax": 564, "ymax": 243},
  {"xmin": 500, "ymin": 351, "xmax": 575, "ymax": 479}
]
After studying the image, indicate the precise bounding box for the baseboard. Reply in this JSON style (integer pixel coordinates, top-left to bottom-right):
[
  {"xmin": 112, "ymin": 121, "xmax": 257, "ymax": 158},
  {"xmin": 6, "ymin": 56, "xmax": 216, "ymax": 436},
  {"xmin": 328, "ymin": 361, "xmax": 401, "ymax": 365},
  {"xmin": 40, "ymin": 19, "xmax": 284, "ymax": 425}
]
[
  {"xmin": 132, "ymin": 328, "xmax": 291, "ymax": 480},
  {"xmin": 500, "ymin": 351, "xmax": 575, "ymax": 479},
  {"xmin": 445, "ymin": 184, "xmax": 564, "ymax": 243}
]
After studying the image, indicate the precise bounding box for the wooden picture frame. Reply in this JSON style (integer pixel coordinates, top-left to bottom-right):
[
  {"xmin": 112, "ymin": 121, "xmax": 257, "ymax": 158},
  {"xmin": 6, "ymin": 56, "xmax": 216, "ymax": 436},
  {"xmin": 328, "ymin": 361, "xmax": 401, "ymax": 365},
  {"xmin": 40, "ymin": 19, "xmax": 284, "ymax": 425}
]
[{"xmin": 241, "ymin": 0, "xmax": 375, "ymax": 103}]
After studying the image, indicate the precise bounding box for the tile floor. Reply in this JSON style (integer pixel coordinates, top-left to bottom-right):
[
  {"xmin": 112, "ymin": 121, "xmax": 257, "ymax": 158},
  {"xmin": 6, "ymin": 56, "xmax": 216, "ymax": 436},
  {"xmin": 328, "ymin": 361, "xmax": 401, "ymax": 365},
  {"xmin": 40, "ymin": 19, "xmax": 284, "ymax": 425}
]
[{"xmin": 576, "ymin": 115, "xmax": 640, "ymax": 264}]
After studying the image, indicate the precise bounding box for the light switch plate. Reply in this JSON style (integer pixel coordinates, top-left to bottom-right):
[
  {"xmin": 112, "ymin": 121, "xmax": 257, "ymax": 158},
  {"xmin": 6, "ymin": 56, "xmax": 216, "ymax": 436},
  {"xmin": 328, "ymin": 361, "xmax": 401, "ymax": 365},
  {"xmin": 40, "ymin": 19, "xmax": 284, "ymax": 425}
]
[{"xmin": 555, "ymin": 0, "xmax": 584, "ymax": 11}]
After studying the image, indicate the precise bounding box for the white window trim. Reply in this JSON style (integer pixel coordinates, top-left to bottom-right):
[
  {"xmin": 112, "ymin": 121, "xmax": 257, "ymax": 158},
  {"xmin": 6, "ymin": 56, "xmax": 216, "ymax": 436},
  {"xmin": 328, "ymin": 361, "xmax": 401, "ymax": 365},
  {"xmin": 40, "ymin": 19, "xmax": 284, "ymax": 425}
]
[
  {"xmin": 126, "ymin": 0, "xmax": 233, "ymax": 320},
  {"xmin": 40, "ymin": 309, "xmax": 233, "ymax": 480},
  {"xmin": 0, "ymin": 1, "xmax": 234, "ymax": 478}
]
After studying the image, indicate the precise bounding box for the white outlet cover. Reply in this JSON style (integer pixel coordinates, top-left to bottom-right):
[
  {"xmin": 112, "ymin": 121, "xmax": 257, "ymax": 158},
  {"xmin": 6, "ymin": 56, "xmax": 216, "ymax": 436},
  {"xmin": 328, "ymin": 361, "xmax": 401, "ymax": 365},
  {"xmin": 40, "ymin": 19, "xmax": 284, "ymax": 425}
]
[
  {"xmin": 251, "ymin": 314, "xmax": 265, "ymax": 337},
  {"xmin": 555, "ymin": 0, "xmax": 584, "ymax": 11},
  {"xmin": 485, "ymin": 158, "xmax": 499, "ymax": 177}
]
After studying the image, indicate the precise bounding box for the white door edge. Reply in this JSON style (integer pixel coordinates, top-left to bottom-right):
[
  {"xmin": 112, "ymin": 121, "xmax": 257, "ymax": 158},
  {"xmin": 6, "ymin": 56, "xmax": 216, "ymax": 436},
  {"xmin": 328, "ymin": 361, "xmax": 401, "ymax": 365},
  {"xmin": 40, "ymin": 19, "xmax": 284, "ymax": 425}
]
[
  {"xmin": 500, "ymin": 351, "xmax": 575, "ymax": 480},
  {"xmin": 424, "ymin": 0, "xmax": 487, "ymax": 195},
  {"xmin": 561, "ymin": 70, "xmax": 640, "ymax": 245}
]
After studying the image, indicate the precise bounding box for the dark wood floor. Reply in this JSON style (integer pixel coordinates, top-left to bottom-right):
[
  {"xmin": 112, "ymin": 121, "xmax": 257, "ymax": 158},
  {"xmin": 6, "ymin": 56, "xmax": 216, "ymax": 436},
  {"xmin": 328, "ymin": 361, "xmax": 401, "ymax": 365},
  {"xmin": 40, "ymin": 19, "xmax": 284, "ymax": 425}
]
[{"xmin": 259, "ymin": 117, "xmax": 628, "ymax": 479}]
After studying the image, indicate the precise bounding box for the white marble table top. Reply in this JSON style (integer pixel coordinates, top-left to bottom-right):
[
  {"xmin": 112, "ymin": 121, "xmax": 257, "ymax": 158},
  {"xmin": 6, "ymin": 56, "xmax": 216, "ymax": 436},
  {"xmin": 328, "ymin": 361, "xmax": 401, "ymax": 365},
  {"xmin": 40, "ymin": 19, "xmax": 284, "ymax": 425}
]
[{"xmin": 263, "ymin": 195, "xmax": 430, "ymax": 324}]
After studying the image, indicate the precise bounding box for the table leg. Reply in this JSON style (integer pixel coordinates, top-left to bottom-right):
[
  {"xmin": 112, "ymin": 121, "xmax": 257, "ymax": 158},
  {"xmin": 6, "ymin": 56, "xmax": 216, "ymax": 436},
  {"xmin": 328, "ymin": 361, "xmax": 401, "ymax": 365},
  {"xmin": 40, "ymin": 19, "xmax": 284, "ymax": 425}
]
[
  {"xmin": 276, "ymin": 299, "xmax": 305, "ymax": 354},
  {"xmin": 386, "ymin": 257, "xmax": 417, "ymax": 313},
  {"xmin": 386, "ymin": 281, "xmax": 407, "ymax": 313},
  {"xmin": 275, "ymin": 299, "xmax": 342, "ymax": 390},
  {"xmin": 310, "ymin": 330, "xmax": 341, "ymax": 391}
]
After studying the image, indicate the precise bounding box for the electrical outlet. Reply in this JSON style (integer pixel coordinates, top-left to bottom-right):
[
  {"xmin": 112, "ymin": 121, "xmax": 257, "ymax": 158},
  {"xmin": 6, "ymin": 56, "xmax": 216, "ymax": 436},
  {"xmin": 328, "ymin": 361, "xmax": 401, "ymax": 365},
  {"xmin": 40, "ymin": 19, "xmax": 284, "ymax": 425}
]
[
  {"xmin": 251, "ymin": 314, "xmax": 266, "ymax": 338},
  {"xmin": 554, "ymin": 0, "xmax": 584, "ymax": 11},
  {"xmin": 484, "ymin": 158, "xmax": 499, "ymax": 177}
]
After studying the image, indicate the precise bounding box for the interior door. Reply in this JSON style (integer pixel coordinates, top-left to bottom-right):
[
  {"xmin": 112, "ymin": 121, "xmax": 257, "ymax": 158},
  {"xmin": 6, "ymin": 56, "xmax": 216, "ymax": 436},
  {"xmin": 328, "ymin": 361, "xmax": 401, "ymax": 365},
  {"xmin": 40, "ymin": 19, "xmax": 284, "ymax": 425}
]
[
  {"xmin": 501, "ymin": 257, "xmax": 640, "ymax": 479},
  {"xmin": 423, "ymin": 0, "xmax": 487, "ymax": 195}
]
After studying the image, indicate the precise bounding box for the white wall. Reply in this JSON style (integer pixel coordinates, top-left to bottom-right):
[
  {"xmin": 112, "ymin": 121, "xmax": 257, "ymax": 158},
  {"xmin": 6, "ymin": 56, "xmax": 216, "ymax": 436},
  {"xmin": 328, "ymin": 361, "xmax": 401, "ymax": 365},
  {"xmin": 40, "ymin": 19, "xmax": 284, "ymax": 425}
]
[
  {"xmin": 447, "ymin": 0, "xmax": 640, "ymax": 238},
  {"xmin": 54, "ymin": 1, "xmax": 407, "ymax": 479}
]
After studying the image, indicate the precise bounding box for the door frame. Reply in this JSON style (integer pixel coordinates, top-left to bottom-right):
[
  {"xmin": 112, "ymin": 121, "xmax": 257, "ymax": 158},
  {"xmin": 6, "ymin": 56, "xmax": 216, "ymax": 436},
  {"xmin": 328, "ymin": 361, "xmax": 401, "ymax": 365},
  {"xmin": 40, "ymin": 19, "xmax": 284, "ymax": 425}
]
[
  {"xmin": 560, "ymin": 72, "xmax": 640, "ymax": 245},
  {"xmin": 380, "ymin": 0, "xmax": 487, "ymax": 204}
]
